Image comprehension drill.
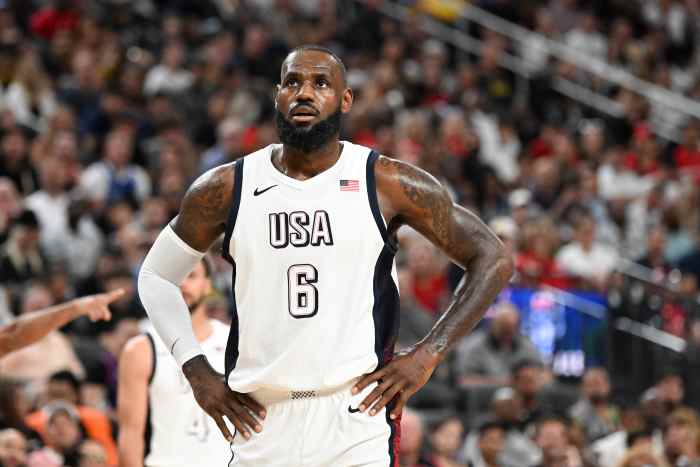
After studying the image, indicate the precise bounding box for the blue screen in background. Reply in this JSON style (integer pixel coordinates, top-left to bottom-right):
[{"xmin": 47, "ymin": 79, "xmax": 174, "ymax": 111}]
[{"xmin": 487, "ymin": 288, "xmax": 607, "ymax": 378}]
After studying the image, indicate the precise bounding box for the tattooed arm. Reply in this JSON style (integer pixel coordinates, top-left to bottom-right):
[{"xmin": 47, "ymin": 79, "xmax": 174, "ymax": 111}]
[
  {"xmin": 353, "ymin": 155, "xmax": 514, "ymax": 419},
  {"xmin": 138, "ymin": 164, "xmax": 266, "ymax": 442}
]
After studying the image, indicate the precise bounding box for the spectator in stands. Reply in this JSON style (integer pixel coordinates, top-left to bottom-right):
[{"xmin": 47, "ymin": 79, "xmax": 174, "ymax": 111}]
[
  {"xmin": 616, "ymin": 445, "xmax": 670, "ymax": 467},
  {"xmin": 79, "ymin": 129, "xmax": 151, "ymax": 212},
  {"xmin": 27, "ymin": 402, "xmax": 85, "ymax": 467},
  {"xmin": 0, "ymin": 428, "xmax": 28, "ymax": 467},
  {"xmin": 0, "ymin": 177, "xmax": 22, "ymax": 245},
  {"xmin": 555, "ymin": 214, "xmax": 618, "ymax": 289},
  {"xmin": 199, "ymin": 116, "xmax": 246, "ymax": 173},
  {"xmin": 26, "ymin": 372, "xmax": 118, "ymax": 466},
  {"xmin": 3, "ymin": 50, "xmax": 57, "ymax": 130},
  {"xmin": 400, "ymin": 408, "xmax": 435, "ymax": 467},
  {"xmin": 663, "ymin": 408, "xmax": 700, "ymax": 466},
  {"xmin": 531, "ymin": 416, "xmax": 585, "ymax": 467},
  {"xmin": 77, "ymin": 439, "xmax": 108, "ymax": 467},
  {"xmin": 569, "ymin": 367, "xmax": 620, "ymax": 442},
  {"xmin": 456, "ymin": 303, "xmax": 542, "ymax": 388},
  {"xmin": 465, "ymin": 420, "xmax": 506, "ymax": 467},
  {"xmin": 461, "ymin": 388, "xmax": 540, "ymax": 467},
  {"xmin": 511, "ymin": 359, "xmax": 550, "ymax": 432},
  {"xmin": 0, "ymin": 209, "xmax": 47, "ymax": 293},
  {"xmin": 143, "ymin": 40, "xmax": 194, "ymax": 97},
  {"xmin": 426, "ymin": 415, "xmax": 465, "ymax": 467},
  {"xmin": 0, "ymin": 378, "xmax": 34, "ymax": 437}
]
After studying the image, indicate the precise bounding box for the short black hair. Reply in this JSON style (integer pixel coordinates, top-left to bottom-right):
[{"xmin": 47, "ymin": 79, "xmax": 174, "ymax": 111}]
[
  {"xmin": 478, "ymin": 419, "xmax": 505, "ymax": 437},
  {"xmin": 49, "ymin": 370, "xmax": 81, "ymax": 394},
  {"xmin": 283, "ymin": 44, "xmax": 347, "ymax": 85},
  {"xmin": 511, "ymin": 358, "xmax": 544, "ymax": 377}
]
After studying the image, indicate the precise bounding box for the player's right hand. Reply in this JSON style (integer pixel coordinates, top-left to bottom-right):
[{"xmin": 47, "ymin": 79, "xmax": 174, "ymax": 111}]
[{"xmin": 182, "ymin": 355, "xmax": 266, "ymax": 442}]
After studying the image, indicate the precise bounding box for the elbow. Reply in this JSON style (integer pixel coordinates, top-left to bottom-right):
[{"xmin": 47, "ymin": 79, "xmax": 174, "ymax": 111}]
[{"xmin": 487, "ymin": 242, "xmax": 515, "ymax": 285}]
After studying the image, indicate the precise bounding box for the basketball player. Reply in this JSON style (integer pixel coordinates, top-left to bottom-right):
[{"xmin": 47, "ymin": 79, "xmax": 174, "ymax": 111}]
[
  {"xmin": 138, "ymin": 45, "xmax": 514, "ymax": 466},
  {"xmin": 117, "ymin": 259, "xmax": 230, "ymax": 467},
  {"xmin": 0, "ymin": 289, "xmax": 123, "ymax": 359}
]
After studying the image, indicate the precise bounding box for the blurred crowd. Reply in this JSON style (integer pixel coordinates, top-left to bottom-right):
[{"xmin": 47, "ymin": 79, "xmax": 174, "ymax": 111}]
[{"xmin": 0, "ymin": 0, "xmax": 700, "ymax": 466}]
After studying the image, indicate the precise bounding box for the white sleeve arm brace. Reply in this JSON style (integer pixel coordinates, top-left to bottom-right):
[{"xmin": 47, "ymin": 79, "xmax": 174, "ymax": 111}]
[{"xmin": 137, "ymin": 225, "xmax": 205, "ymax": 367}]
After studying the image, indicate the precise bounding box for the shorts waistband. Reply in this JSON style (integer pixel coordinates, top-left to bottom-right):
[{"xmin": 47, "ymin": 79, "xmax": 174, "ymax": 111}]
[{"xmin": 251, "ymin": 379, "xmax": 357, "ymax": 405}]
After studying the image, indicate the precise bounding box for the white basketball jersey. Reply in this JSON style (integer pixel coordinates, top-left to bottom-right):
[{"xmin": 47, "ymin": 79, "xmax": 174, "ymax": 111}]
[
  {"xmin": 222, "ymin": 141, "xmax": 400, "ymax": 392},
  {"xmin": 144, "ymin": 320, "xmax": 231, "ymax": 467}
]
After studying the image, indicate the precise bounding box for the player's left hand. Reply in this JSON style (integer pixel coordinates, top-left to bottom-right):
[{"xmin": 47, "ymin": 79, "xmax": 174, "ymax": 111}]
[{"xmin": 351, "ymin": 344, "xmax": 441, "ymax": 420}]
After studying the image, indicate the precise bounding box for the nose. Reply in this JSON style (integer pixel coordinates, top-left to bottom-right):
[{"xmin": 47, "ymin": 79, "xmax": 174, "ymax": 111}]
[{"xmin": 295, "ymin": 80, "xmax": 315, "ymax": 102}]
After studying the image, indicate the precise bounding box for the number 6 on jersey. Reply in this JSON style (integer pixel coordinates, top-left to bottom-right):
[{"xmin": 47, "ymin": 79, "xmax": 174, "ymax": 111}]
[{"xmin": 287, "ymin": 264, "xmax": 319, "ymax": 318}]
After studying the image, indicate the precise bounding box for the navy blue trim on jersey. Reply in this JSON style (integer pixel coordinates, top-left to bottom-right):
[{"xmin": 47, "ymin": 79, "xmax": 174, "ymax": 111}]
[
  {"xmin": 371, "ymin": 245, "xmax": 400, "ymax": 367},
  {"xmin": 221, "ymin": 158, "xmax": 244, "ymax": 380},
  {"xmin": 366, "ymin": 151, "xmax": 397, "ymax": 252},
  {"xmin": 222, "ymin": 158, "xmax": 245, "ymax": 265},
  {"xmin": 371, "ymin": 243, "xmax": 401, "ymax": 465},
  {"xmin": 144, "ymin": 333, "xmax": 156, "ymax": 385}
]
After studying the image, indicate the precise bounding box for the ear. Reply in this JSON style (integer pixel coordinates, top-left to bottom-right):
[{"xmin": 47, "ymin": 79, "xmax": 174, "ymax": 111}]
[
  {"xmin": 273, "ymin": 84, "xmax": 281, "ymax": 109},
  {"xmin": 341, "ymin": 87, "xmax": 353, "ymax": 114}
]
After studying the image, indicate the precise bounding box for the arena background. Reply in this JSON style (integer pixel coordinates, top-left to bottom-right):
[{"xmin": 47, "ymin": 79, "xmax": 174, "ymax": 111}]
[{"xmin": 1, "ymin": 0, "xmax": 700, "ymax": 466}]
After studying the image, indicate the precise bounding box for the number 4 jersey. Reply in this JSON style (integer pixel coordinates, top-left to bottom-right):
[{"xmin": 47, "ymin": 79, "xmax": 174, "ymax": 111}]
[
  {"xmin": 144, "ymin": 320, "xmax": 231, "ymax": 467},
  {"xmin": 222, "ymin": 141, "xmax": 400, "ymax": 393}
]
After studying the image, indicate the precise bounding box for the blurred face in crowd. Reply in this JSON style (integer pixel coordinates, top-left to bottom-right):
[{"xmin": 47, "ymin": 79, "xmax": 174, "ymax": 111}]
[
  {"xmin": 1, "ymin": 130, "xmax": 27, "ymax": 164},
  {"xmin": 536, "ymin": 419, "xmax": 569, "ymax": 465},
  {"xmin": 104, "ymin": 131, "xmax": 133, "ymax": 168},
  {"xmin": 399, "ymin": 410, "xmax": 423, "ymax": 457},
  {"xmin": 275, "ymin": 49, "xmax": 352, "ymax": 153},
  {"xmin": 489, "ymin": 304, "xmax": 520, "ymax": 346},
  {"xmin": 0, "ymin": 429, "xmax": 28, "ymax": 467},
  {"xmin": 664, "ymin": 409, "xmax": 700, "ymax": 459},
  {"xmin": 180, "ymin": 261, "xmax": 212, "ymax": 313},
  {"xmin": 430, "ymin": 417, "xmax": 464, "ymax": 456},
  {"xmin": 478, "ymin": 426, "xmax": 505, "ymax": 464},
  {"xmin": 0, "ymin": 178, "xmax": 20, "ymax": 218},
  {"xmin": 513, "ymin": 364, "xmax": 544, "ymax": 401},
  {"xmin": 46, "ymin": 379, "xmax": 79, "ymax": 405},
  {"xmin": 492, "ymin": 389, "xmax": 524, "ymax": 424},
  {"xmin": 582, "ymin": 367, "xmax": 610, "ymax": 405},
  {"xmin": 39, "ymin": 156, "xmax": 69, "ymax": 195},
  {"xmin": 78, "ymin": 440, "xmax": 107, "ymax": 467},
  {"xmin": 47, "ymin": 411, "xmax": 82, "ymax": 452},
  {"xmin": 22, "ymin": 285, "xmax": 53, "ymax": 314},
  {"xmin": 575, "ymin": 217, "xmax": 595, "ymax": 250},
  {"xmin": 657, "ymin": 375, "xmax": 684, "ymax": 412},
  {"xmin": 218, "ymin": 118, "xmax": 245, "ymax": 156}
]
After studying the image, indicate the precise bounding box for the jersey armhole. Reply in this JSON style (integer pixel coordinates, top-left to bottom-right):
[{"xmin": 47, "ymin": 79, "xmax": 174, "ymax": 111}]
[
  {"xmin": 144, "ymin": 333, "xmax": 157, "ymax": 385},
  {"xmin": 221, "ymin": 158, "xmax": 245, "ymax": 265},
  {"xmin": 366, "ymin": 151, "xmax": 397, "ymax": 252}
]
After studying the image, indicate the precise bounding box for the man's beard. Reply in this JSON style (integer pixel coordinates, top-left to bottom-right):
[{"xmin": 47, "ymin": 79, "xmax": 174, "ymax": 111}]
[{"xmin": 275, "ymin": 107, "xmax": 342, "ymax": 153}]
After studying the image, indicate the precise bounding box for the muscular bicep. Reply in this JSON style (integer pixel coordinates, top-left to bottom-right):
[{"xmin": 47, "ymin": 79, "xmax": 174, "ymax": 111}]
[
  {"xmin": 375, "ymin": 156, "xmax": 502, "ymax": 267},
  {"xmin": 170, "ymin": 164, "xmax": 235, "ymax": 252}
]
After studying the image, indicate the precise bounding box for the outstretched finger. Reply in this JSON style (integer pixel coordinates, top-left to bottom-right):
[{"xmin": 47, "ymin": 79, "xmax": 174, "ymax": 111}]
[
  {"xmin": 212, "ymin": 413, "xmax": 235, "ymax": 443},
  {"xmin": 369, "ymin": 381, "xmax": 407, "ymax": 416},
  {"xmin": 352, "ymin": 369, "xmax": 385, "ymax": 395},
  {"xmin": 238, "ymin": 393, "xmax": 267, "ymax": 419},
  {"xmin": 103, "ymin": 288, "xmax": 126, "ymax": 304}
]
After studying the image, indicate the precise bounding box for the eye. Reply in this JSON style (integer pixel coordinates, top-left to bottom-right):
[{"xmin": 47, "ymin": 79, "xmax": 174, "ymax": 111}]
[
  {"xmin": 316, "ymin": 78, "xmax": 329, "ymax": 88},
  {"xmin": 284, "ymin": 78, "xmax": 298, "ymax": 87}
]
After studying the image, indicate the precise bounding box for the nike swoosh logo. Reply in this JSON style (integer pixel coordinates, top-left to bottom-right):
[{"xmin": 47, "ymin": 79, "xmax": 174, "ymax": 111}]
[
  {"xmin": 253, "ymin": 185, "xmax": 278, "ymax": 196},
  {"xmin": 348, "ymin": 405, "xmax": 361, "ymax": 414}
]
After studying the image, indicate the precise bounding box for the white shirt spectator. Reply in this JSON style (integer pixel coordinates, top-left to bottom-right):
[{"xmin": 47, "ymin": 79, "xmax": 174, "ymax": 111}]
[
  {"xmin": 143, "ymin": 64, "xmax": 194, "ymax": 96},
  {"xmin": 555, "ymin": 241, "xmax": 618, "ymax": 281},
  {"xmin": 79, "ymin": 161, "xmax": 151, "ymax": 205}
]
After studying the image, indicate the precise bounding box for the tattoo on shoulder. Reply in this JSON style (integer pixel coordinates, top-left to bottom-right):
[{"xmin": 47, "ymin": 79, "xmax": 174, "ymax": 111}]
[
  {"xmin": 172, "ymin": 164, "xmax": 234, "ymax": 248},
  {"xmin": 378, "ymin": 155, "xmax": 452, "ymax": 246}
]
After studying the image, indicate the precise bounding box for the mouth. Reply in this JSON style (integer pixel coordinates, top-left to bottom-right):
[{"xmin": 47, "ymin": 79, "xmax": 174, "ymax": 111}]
[{"xmin": 289, "ymin": 106, "xmax": 319, "ymax": 123}]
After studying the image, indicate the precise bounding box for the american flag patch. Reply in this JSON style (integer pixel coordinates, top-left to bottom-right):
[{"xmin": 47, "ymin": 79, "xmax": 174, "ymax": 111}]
[{"xmin": 339, "ymin": 179, "xmax": 360, "ymax": 192}]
